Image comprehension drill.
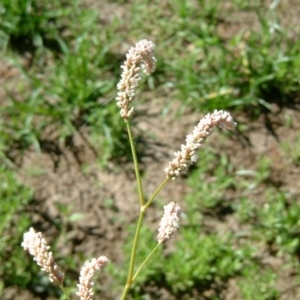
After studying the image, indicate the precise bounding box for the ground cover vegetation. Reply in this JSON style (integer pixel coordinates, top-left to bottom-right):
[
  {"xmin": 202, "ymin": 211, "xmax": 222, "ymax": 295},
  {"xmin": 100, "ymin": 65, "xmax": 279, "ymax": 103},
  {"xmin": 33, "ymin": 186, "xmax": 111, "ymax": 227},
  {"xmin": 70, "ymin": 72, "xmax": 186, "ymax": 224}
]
[{"xmin": 1, "ymin": 0, "xmax": 300, "ymax": 299}]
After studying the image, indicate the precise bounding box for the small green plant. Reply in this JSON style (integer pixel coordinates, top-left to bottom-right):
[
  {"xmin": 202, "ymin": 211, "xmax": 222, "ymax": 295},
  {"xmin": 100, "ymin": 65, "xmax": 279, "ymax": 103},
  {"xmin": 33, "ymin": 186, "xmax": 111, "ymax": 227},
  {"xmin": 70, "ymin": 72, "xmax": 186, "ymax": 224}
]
[
  {"xmin": 238, "ymin": 265, "xmax": 279, "ymax": 300},
  {"xmin": 0, "ymin": 0, "xmax": 73, "ymax": 51},
  {"xmin": 0, "ymin": 166, "xmax": 34, "ymax": 292},
  {"xmin": 186, "ymin": 151, "xmax": 236, "ymax": 209},
  {"xmin": 257, "ymin": 191, "xmax": 300, "ymax": 256},
  {"xmin": 21, "ymin": 40, "xmax": 236, "ymax": 300},
  {"xmin": 281, "ymin": 133, "xmax": 300, "ymax": 166}
]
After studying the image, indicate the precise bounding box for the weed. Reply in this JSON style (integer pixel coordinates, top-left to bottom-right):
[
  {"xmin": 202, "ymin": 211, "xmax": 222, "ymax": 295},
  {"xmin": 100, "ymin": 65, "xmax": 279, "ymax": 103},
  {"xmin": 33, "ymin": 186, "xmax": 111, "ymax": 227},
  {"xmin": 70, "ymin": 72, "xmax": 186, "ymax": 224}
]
[
  {"xmin": 1, "ymin": 0, "xmax": 300, "ymax": 299},
  {"xmin": 21, "ymin": 39, "xmax": 236, "ymax": 300}
]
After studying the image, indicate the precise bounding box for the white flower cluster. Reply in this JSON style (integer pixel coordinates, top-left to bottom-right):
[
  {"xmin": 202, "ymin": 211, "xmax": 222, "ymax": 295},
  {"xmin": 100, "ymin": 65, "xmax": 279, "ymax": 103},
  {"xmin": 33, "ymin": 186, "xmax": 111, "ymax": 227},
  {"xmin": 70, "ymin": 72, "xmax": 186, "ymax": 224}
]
[
  {"xmin": 116, "ymin": 39, "xmax": 156, "ymax": 119},
  {"xmin": 158, "ymin": 202, "xmax": 182, "ymax": 243},
  {"xmin": 165, "ymin": 110, "xmax": 236, "ymax": 179},
  {"xmin": 21, "ymin": 227, "xmax": 64, "ymax": 284},
  {"xmin": 76, "ymin": 256, "xmax": 110, "ymax": 300}
]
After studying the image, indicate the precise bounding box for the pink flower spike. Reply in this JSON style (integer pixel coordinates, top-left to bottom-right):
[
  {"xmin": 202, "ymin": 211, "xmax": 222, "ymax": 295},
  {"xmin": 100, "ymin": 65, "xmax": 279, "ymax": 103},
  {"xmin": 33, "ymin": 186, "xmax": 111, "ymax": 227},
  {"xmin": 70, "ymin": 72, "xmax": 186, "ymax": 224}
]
[
  {"xmin": 164, "ymin": 110, "xmax": 236, "ymax": 179},
  {"xmin": 21, "ymin": 227, "xmax": 64, "ymax": 285},
  {"xmin": 158, "ymin": 202, "xmax": 182, "ymax": 243},
  {"xmin": 76, "ymin": 256, "xmax": 110, "ymax": 300},
  {"xmin": 116, "ymin": 39, "xmax": 156, "ymax": 119}
]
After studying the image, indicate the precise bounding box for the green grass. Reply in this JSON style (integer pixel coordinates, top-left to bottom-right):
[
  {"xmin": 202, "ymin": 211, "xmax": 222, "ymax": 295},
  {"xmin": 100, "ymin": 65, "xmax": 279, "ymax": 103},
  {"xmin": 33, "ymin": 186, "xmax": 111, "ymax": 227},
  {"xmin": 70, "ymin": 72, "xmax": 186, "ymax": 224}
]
[
  {"xmin": 1, "ymin": 0, "xmax": 300, "ymax": 158},
  {"xmin": 1, "ymin": 0, "xmax": 300, "ymax": 299}
]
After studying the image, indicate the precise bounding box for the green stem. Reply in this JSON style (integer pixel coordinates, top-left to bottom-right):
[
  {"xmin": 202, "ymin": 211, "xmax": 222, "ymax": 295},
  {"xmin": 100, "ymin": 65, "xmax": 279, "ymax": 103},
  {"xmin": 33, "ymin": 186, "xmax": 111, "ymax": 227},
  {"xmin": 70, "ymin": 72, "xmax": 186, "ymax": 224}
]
[
  {"xmin": 145, "ymin": 177, "xmax": 170, "ymax": 209},
  {"xmin": 125, "ymin": 120, "xmax": 145, "ymax": 206},
  {"xmin": 120, "ymin": 120, "xmax": 171, "ymax": 299},
  {"xmin": 59, "ymin": 284, "xmax": 70, "ymax": 300},
  {"xmin": 120, "ymin": 207, "xmax": 146, "ymax": 300},
  {"xmin": 132, "ymin": 242, "xmax": 161, "ymax": 282}
]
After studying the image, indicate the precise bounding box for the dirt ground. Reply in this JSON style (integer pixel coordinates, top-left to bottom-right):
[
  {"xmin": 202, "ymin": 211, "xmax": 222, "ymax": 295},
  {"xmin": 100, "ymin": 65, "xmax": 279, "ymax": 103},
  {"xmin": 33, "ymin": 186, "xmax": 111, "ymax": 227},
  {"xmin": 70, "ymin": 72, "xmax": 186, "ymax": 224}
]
[{"xmin": 2, "ymin": 1, "xmax": 300, "ymax": 299}]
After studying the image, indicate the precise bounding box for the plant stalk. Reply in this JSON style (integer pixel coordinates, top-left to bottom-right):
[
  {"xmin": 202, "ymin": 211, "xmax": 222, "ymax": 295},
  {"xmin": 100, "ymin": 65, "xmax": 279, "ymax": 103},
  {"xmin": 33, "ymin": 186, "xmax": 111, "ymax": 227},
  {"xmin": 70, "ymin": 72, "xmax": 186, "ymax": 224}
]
[
  {"xmin": 132, "ymin": 242, "xmax": 161, "ymax": 282},
  {"xmin": 120, "ymin": 208, "xmax": 146, "ymax": 300},
  {"xmin": 126, "ymin": 120, "xmax": 145, "ymax": 206}
]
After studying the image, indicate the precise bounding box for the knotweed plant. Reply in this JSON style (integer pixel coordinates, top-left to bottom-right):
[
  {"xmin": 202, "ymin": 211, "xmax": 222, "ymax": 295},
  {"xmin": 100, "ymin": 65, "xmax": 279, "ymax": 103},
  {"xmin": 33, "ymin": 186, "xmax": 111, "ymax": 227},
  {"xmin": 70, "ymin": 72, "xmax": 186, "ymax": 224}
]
[{"xmin": 22, "ymin": 39, "xmax": 236, "ymax": 300}]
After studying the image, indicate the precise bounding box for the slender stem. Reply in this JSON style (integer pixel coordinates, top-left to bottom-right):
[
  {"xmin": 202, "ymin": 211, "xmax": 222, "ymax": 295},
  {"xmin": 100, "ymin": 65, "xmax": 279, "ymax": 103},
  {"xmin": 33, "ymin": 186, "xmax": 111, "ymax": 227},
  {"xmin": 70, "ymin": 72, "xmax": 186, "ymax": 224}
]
[
  {"xmin": 132, "ymin": 242, "xmax": 161, "ymax": 282},
  {"xmin": 120, "ymin": 207, "xmax": 146, "ymax": 300},
  {"xmin": 120, "ymin": 121, "xmax": 170, "ymax": 299},
  {"xmin": 120, "ymin": 119, "xmax": 147, "ymax": 300},
  {"xmin": 125, "ymin": 120, "xmax": 145, "ymax": 206},
  {"xmin": 145, "ymin": 177, "xmax": 170, "ymax": 209},
  {"xmin": 59, "ymin": 285, "xmax": 70, "ymax": 300}
]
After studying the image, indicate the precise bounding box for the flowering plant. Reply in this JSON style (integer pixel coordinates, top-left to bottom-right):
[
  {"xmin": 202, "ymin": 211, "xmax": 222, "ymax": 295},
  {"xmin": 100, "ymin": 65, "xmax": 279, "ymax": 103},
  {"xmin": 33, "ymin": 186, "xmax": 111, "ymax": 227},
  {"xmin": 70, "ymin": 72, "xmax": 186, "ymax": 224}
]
[{"xmin": 22, "ymin": 39, "xmax": 236, "ymax": 300}]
